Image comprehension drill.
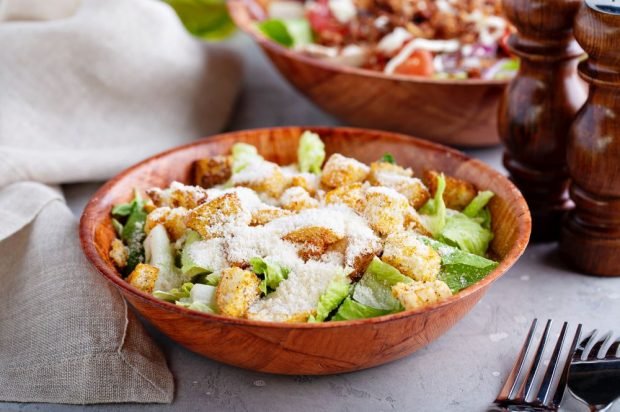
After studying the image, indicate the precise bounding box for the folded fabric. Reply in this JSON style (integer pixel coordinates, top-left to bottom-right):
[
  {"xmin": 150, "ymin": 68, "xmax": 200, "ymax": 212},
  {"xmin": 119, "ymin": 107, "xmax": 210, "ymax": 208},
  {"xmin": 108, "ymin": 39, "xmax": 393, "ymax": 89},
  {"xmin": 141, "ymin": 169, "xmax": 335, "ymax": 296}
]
[{"xmin": 0, "ymin": 0, "xmax": 241, "ymax": 404}]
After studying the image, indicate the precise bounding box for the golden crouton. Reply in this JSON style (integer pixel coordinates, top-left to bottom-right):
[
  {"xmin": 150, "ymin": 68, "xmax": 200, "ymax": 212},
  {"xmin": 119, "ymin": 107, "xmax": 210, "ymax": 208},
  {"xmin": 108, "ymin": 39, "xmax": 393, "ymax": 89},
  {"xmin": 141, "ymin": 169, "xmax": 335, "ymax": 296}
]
[
  {"xmin": 145, "ymin": 207, "xmax": 188, "ymax": 240},
  {"xmin": 147, "ymin": 182, "xmax": 209, "ymax": 209},
  {"xmin": 250, "ymin": 207, "xmax": 291, "ymax": 226},
  {"xmin": 283, "ymin": 226, "xmax": 343, "ymax": 260},
  {"xmin": 367, "ymin": 162, "xmax": 413, "ymax": 181},
  {"xmin": 231, "ymin": 161, "xmax": 288, "ymax": 198},
  {"xmin": 216, "ymin": 267, "xmax": 261, "ymax": 318},
  {"xmin": 192, "ymin": 155, "xmax": 233, "ymax": 189},
  {"xmin": 324, "ymin": 182, "xmax": 367, "ymax": 213},
  {"xmin": 368, "ymin": 162, "xmax": 430, "ymax": 209},
  {"xmin": 289, "ymin": 173, "xmax": 318, "ymax": 195},
  {"xmin": 363, "ymin": 187, "xmax": 410, "ymax": 236},
  {"xmin": 392, "ymin": 280, "xmax": 452, "ymax": 311},
  {"xmin": 381, "ymin": 231, "xmax": 441, "ymax": 282},
  {"xmin": 109, "ymin": 238, "xmax": 129, "ymax": 269},
  {"xmin": 186, "ymin": 193, "xmax": 251, "ymax": 239},
  {"xmin": 320, "ymin": 154, "xmax": 370, "ymax": 188},
  {"xmin": 424, "ymin": 170, "xmax": 477, "ymax": 210},
  {"xmin": 279, "ymin": 187, "xmax": 319, "ymax": 212},
  {"xmin": 127, "ymin": 263, "xmax": 159, "ymax": 293},
  {"xmin": 405, "ymin": 207, "xmax": 432, "ymax": 237}
]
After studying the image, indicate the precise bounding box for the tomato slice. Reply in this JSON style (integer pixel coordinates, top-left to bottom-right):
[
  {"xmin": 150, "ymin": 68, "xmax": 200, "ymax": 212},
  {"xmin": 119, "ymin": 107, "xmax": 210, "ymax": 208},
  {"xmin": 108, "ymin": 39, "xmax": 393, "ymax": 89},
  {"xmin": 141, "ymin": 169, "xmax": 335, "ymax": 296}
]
[
  {"xmin": 306, "ymin": 0, "xmax": 348, "ymax": 37},
  {"xmin": 393, "ymin": 50, "xmax": 434, "ymax": 76}
]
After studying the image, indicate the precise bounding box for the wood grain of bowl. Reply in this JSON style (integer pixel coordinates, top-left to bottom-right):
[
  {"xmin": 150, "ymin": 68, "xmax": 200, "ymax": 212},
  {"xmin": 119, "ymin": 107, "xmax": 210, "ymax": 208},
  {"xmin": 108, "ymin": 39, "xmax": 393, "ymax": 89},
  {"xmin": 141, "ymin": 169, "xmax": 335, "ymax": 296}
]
[
  {"xmin": 228, "ymin": 0, "xmax": 509, "ymax": 147},
  {"xmin": 80, "ymin": 127, "xmax": 531, "ymax": 375}
]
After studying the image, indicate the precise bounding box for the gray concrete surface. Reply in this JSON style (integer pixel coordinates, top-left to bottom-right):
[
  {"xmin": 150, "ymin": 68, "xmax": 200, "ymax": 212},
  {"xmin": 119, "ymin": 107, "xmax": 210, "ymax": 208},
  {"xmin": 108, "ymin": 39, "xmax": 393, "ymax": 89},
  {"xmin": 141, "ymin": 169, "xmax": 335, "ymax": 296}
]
[{"xmin": 4, "ymin": 34, "xmax": 619, "ymax": 412}]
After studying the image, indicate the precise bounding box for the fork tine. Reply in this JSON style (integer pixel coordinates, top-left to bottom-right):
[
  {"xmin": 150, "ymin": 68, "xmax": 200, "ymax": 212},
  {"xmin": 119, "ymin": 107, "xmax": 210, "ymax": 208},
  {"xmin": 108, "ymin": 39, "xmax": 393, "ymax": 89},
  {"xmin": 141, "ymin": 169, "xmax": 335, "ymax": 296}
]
[
  {"xmin": 589, "ymin": 331, "xmax": 613, "ymax": 359},
  {"xmin": 574, "ymin": 329, "xmax": 597, "ymax": 360},
  {"xmin": 496, "ymin": 319, "xmax": 538, "ymax": 402},
  {"xmin": 553, "ymin": 324, "xmax": 582, "ymax": 407},
  {"xmin": 606, "ymin": 338, "xmax": 620, "ymax": 359},
  {"xmin": 536, "ymin": 321, "xmax": 568, "ymax": 406},
  {"xmin": 521, "ymin": 319, "xmax": 552, "ymax": 401}
]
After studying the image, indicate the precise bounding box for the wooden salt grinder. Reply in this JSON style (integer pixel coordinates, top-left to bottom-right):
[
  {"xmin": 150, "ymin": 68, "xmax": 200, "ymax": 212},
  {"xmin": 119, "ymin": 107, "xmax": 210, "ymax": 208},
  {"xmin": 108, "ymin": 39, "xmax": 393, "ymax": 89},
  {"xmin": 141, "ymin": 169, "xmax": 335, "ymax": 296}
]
[
  {"xmin": 560, "ymin": 0, "xmax": 620, "ymax": 276},
  {"xmin": 498, "ymin": 0, "xmax": 587, "ymax": 242}
]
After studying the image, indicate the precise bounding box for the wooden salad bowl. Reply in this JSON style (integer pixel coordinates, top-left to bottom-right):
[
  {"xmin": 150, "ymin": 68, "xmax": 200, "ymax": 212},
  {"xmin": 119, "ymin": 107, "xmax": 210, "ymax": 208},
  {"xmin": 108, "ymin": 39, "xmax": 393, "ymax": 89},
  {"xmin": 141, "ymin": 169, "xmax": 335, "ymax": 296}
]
[
  {"xmin": 80, "ymin": 127, "xmax": 531, "ymax": 375},
  {"xmin": 228, "ymin": 0, "xmax": 509, "ymax": 147}
]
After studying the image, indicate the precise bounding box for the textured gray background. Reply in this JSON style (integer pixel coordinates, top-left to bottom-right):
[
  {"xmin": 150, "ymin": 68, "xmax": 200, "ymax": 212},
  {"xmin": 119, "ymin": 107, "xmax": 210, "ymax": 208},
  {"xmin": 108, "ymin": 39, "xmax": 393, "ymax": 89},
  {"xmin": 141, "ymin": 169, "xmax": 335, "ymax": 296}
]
[{"xmin": 4, "ymin": 34, "xmax": 619, "ymax": 412}]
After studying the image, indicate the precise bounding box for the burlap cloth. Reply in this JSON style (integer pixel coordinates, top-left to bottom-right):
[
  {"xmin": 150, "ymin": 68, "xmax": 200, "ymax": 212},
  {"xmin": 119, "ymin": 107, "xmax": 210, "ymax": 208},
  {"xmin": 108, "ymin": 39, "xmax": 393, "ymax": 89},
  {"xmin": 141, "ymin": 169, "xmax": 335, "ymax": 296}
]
[{"xmin": 0, "ymin": 0, "xmax": 241, "ymax": 404}]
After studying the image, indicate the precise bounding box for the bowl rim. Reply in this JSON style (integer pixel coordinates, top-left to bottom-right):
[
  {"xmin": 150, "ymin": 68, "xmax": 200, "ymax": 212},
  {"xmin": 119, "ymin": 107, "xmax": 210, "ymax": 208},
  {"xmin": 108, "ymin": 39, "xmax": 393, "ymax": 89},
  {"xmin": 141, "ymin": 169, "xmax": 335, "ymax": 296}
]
[
  {"xmin": 227, "ymin": 0, "xmax": 511, "ymax": 87},
  {"xmin": 79, "ymin": 126, "xmax": 531, "ymax": 330}
]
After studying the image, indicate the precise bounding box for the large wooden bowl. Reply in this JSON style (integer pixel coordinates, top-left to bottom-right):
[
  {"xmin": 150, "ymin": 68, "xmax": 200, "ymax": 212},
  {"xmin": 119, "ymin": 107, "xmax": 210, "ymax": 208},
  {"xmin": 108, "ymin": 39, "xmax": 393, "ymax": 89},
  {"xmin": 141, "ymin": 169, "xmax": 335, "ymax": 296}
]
[
  {"xmin": 228, "ymin": 0, "xmax": 509, "ymax": 147},
  {"xmin": 80, "ymin": 127, "xmax": 530, "ymax": 375}
]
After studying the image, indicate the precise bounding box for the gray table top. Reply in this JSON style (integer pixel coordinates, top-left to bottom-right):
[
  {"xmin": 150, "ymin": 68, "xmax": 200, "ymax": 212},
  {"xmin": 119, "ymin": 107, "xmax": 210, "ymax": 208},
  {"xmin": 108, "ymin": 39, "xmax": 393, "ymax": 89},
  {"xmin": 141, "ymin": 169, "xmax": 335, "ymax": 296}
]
[{"xmin": 6, "ymin": 34, "xmax": 619, "ymax": 412}]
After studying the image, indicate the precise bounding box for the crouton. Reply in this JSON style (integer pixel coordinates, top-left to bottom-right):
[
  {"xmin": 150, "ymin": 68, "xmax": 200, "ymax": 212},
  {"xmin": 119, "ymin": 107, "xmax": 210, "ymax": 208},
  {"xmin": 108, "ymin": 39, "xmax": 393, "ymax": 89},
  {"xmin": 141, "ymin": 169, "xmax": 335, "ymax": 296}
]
[
  {"xmin": 280, "ymin": 187, "xmax": 319, "ymax": 211},
  {"xmin": 216, "ymin": 267, "xmax": 261, "ymax": 318},
  {"xmin": 391, "ymin": 280, "xmax": 452, "ymax": 310},
  {"xmin": 363, "ymin": 187, "xmax": 410, "ymax": 236},
  {"xmin": 424, "ymin": 170, "xmax": 477, "ymax": 210},
  {"xmin": 321, "ymin": 154, "xmax": 370, "ymax": 188},
  {"xmin": 250, "ymin": 207, "xmax": 291, "ymax": 226},
  {"xmin": 381, "ymin": 231, "xmax": 441, "ymax": 282},
  {"xmin": 145, "ymin": 206, "xmax": 188, "ymax": 240},
  {"xmin": 324, "ymin": 182, "xmax": 367, "ymax": 213},
  {"xmin": 192, "ymin": 155, "xmax": 233, "ymax": 188},
  {"xmin": 283, "ymin": 226, "xmax": 343, "ymax": 260},
  {"xmin": 109, "ymin": 238, "xmax": 129, "ymax": 269},
  {"xmin": 231, "ymin": 161, "xmax": 288, "ymax": 198},
  {"xmin": 186, "ymin": 193, "xmax": 251, "ymax": 239},
  {"xmin": 368, "ymin": 162, "xmax": 430, "ymax": 209},
  {"xmin": 405, "ymin": 207, "xmax": 432, "ymax": 237},
  {"xmin": 127, "ymin": 263, "xmax": 159, "ymax": 293},
  {"xmin": 147, "ymin": 182, "xmax": 209, "ymax": 209},
  {"xmin": 289, "ymin": 173, "xmax": 319, "ymax": 195}
]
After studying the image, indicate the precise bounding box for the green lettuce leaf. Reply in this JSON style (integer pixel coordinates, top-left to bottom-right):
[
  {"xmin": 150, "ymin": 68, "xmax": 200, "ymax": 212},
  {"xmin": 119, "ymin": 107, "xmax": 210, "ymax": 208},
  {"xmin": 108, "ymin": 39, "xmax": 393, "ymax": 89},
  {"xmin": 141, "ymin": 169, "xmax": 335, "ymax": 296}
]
[
  {"xmin": 175, "ymin": 283, "xmax": 217, "ymax": 313},
  {"xmin": 165, "ymin": 0, "xmax": 236, "ymax": 41},
  {"xmin": 180, "ymin": 230, "xmax": 210, "ymax": 276},
  {"xmin": 439, "ymin": 211, "xmax": 494, "ymax": 256},
  {"xmin": 297, "ymin": 130, "xmax": 325, "ymax": 174},
  {"xmin": 250, "ymin": 257, "xmax": 290, "ymax": 295},
  {"xmin": 421, "ymin": 237, "xmax": 498, "ymax": 292},
  {"xmin": 379, "ymin": 153, "xmax": 396, "ymax": 164},
  {"xmin": 154, "ymin": 282, "xmax": 194, "ymax": 302},
  {"xmin": 352, "ymin": 257, "xmax": 411, "ymax": 311},
  {"xmin": 232, "ymin": 143, "xmax": 263, "ymax": 173},
  {"xmin": 332, "ymin": 297, "xmax": 393, "ymax": 321},
  {"xmin": 145, "ymin": 225, "xmax": 184, "ymax": 291},
  {"xmin": 308, "ymin": 276, "xmax": 351, "ymax": 322},
  {"xmin": 419, "ymin": 173, "xmax": 447, "ymax": 237},
  {"xmin": 463, "ymin": 190, "xmax": 494, "ymax": 218},
  {"xmin": 257, "ymin": 18, "xmax": 312, "ymax": 48},
  {"xmin": 115, "ymin": 191, "xmax": 147, "ymax": 275}
]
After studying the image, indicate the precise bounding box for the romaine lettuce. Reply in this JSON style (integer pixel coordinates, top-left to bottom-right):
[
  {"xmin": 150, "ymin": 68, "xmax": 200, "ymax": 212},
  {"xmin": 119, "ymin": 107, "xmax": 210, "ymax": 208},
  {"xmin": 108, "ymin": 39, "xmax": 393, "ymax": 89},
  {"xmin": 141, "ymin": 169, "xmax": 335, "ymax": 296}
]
[
  {"xmin": 153, "ymin": 282, "xmax": 193, "ymax": 302},
  {"xmin": 297, "ymin": 131, "xmax": 325, "ymax": 174},
  {"xmin": 308, "ymin": 276, "xmax": 350, "ymax": 322},
  {"xmin": 352, "ymin": 257, "xmax": 410, "ymax": 311},
  {"xmin": 439, "ymin": 211, "xmax": 494, "ymax": 257},
  {"xmin": 165, "ymin": 0, "xmax": 236, "ymax": 41},
  {"xmin": 419, "ymin": 173, "xmax": 447, "ymax": 237},
  {"xmin": 332, "ymin": 297, "xmax": 393, "ymax": 321},
  {"xmin": 114, "ymin": 191, "xmax": 147, "ymax": 275},
  {"xmin": 175, "ymin": 283, "xmax": 217, "ymax": 314},
  {"xmin": 145, "ymin": 225, "xmax": 183, "ymax": 291},
  {"xmin": 180, "ymin": 231, "xmax": 210, "ymax": 276},
  {"xmin": 232, "ymin": 143, "xmax": 263, "ymax": 173},
  {"xmin": 257, "ymin": 18, "xmax": 312, "ymax": 48},
  {"xmin": 379, "ymin": 153, "xmax": 396, "ymax": 164},
  {"xmin": 250, "ymin": 257, "xmax": 290, "ymax": 295}
]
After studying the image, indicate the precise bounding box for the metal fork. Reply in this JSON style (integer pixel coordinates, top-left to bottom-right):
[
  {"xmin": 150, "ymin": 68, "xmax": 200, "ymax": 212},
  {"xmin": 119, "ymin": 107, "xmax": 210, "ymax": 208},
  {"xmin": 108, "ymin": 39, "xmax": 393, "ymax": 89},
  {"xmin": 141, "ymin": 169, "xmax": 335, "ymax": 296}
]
[
  {"xmin": 491, "ymin": 319, "xmax": 582, "ymax": 411},
  {"xmin": 568, "ymin": 330, "xmax": 620, "ymax": 411}
]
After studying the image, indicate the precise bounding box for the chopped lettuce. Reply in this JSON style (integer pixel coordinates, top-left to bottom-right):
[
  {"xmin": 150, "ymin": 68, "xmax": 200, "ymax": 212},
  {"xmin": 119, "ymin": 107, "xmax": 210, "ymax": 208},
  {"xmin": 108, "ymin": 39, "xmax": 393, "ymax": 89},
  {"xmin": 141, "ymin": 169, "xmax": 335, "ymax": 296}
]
[
  {"xmin": 297, "ymin": 131, "xmax": 325, "ymax": 174},
  {"xmin": 232, "ymin": 143, "xmax": 263, "ymax": 173},
  {"xmin": 153, "ymin": 282, "xmax": 194, "ymax": 302},
  {"xmin": 379, "ymin": 153, "xmax": 396, "ymax": 164},
  {"xmin": 332, "ymin": 297, "xmax": 393, "ymax": 321},
  {"xmin": 180, "ymin": 230, "xmax": 210, "ymax": 276},
  {"xmin": 439, "ymin": 211, "xmax": 494, "ymax": 256},
  {"xmin": 419, "ymin": 173, "xmax": 447, "ymax": 237},
  {"xmin": 421, "ymin": 237, "xmax": 498, "ymax": 292},
  {"xmin": 114, "ymin": 191, "xmax": 147, "ymax": 275},
  {"xmin": 175, "ymin": 283, "xmax": 218, "ymax": 314},
  {"xmin": 463, "ymin": 190, "xmax": 494, "ymax": 219},
  {"xmin": 250, "ymin": 257, "xmax": 290, "ymax": 295},
  {"xmin": 257, "ymin": 18, "xmax": 312, "ymax": 48},
  {"xmin": 352, "ymin": 257, "xmax": 410, "ymax": 311},
  {"xmin": 165, "ymin": 0, "xmax": 236, "ymax": 41},
  {"xmin": 205, "ymin": 271, "xmax": 222, "ymax": 286},
  {"xmin": 145, "ymin": 225, "xmax": 183, "ymax": 291},
  {"xmin": 308, "ymin": 276, "xmax": 351, "ymax": 322}
]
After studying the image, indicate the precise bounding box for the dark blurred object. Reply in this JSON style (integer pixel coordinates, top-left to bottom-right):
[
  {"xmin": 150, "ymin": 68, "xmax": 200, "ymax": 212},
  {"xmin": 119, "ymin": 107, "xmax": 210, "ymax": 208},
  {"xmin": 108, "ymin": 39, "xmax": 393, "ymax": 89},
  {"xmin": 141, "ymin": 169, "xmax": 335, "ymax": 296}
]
[
  {"xmin": 498, "ymin": 0, "xmax": 586, "ymax": 242},
  {"xmin": 561, "ymin": 0, "xmax": 620, "ymax": 276}
]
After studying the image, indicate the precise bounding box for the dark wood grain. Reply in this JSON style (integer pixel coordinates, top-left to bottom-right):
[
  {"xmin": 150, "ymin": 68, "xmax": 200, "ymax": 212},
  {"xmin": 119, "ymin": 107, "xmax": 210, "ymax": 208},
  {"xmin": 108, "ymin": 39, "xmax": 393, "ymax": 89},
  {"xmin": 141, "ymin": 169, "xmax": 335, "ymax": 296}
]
[
  {"xmin": 228, "ymin": 0, "xmax": 508, "ymax": 147},
  {"xmin": 498, "ymin": 0, "xmax": 587, "ymax": 241},
  {"xmin": 79, "ymin": 127, "xmax": 531, "ymax": 374},
  {"xmin": 560, "ymin": 3, "xmax": 620, "ymax": 276}
]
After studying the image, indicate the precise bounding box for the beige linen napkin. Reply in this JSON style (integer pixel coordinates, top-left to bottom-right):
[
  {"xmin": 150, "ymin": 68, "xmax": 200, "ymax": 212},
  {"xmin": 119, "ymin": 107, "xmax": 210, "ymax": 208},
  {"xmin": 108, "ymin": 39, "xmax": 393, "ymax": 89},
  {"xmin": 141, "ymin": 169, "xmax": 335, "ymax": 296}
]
[{"xmin": 0, "ymin": 0, "xmax": 241, "ymax": 404}]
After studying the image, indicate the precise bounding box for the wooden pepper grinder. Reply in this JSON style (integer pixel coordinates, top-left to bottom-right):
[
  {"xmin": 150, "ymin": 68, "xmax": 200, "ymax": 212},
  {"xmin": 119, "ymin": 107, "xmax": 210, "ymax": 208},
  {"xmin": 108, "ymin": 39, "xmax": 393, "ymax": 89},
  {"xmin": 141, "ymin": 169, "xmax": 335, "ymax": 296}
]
[
  {"xmin": 498, "ymin": 0, "xmax": 587, "ymax": 242},
  {"xmin": 560, "ymin": 0, "xmax": 620, "ymax": 276}
]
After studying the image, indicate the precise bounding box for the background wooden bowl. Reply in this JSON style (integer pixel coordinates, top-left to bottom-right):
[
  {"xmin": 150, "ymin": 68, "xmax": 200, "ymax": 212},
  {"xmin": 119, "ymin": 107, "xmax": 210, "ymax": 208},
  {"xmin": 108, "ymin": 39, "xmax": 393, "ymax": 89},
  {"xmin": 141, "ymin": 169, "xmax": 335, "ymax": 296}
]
[
  {"xmin": 80, "ymin": 127, "xmax": 530, "ymax": 375},
  {"xmin": 228, "ymin": 0, "xmax": 509, "ymax": 147}
]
